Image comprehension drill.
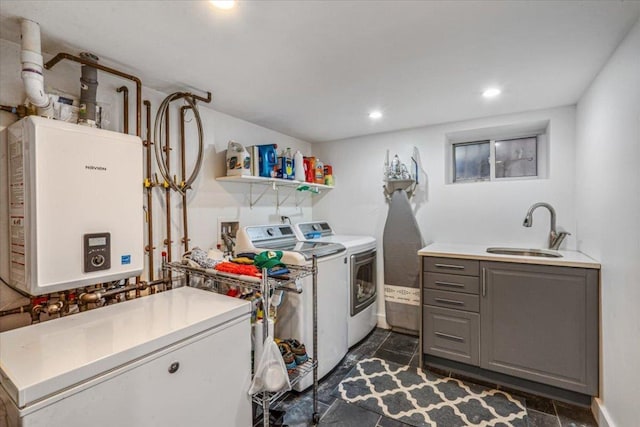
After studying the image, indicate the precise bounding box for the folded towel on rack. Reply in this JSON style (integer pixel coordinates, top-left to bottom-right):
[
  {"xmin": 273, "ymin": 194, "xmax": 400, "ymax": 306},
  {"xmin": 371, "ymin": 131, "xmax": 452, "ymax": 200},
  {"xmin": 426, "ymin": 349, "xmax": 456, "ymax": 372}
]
[
  {"xmin": 231, "ymin": 256, "xmax": 255, "ymax": 265},
  {"xmin": 215, "ymin": 262, "xmax": 261, "ymax": 277}
]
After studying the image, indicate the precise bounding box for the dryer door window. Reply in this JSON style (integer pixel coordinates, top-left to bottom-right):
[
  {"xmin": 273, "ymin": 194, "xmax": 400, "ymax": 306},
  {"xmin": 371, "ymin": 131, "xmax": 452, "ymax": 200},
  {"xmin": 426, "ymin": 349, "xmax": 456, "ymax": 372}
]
[{"xmin": 351, "ymin": 250, "xmax": 377, "ymax": 316}]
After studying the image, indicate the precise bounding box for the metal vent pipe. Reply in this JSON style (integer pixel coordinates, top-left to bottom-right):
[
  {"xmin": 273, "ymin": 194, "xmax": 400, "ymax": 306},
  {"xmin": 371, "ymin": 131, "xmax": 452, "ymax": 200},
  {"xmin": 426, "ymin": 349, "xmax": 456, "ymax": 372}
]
[{"xmin": 78, "ymin": 52, "xmax": 99, "ymax": 126}]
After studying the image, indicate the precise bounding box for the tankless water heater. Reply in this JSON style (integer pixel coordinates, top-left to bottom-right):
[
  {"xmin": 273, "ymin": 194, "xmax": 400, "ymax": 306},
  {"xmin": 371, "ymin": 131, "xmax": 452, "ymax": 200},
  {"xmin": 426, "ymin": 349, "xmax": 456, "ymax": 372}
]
[{"xmin": 1, "ymin": 116, "xmax": 143, "ymax": 295}]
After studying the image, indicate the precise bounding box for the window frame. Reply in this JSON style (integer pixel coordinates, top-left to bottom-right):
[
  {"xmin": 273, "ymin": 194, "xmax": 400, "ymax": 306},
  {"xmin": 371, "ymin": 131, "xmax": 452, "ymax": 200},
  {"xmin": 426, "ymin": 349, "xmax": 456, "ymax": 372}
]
[
  {"xmin": 452, "ymin": 139, "xmax": 491, "ymax": 183},
  {"xmin": 450, "ymin": 134, "xmax": 543, "ymax": 184},
  {"xmin": 494, "ymin": 136, "xmax": 538, "ymax": 180}
]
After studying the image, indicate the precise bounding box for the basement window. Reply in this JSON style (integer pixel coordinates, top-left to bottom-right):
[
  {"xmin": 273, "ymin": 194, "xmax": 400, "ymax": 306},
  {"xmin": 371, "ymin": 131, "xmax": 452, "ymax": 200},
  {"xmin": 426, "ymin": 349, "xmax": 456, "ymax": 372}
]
[
  {"xmin": 453, "ymin": 141, "xmax": 490, "ymax": 182},
  {"xmin": 495, "ymin": 136, "xmax": 537, "ymax": 178},
  {"xmin": 447, "ymin": 120, "xmax": 548, "ymax": 184}
]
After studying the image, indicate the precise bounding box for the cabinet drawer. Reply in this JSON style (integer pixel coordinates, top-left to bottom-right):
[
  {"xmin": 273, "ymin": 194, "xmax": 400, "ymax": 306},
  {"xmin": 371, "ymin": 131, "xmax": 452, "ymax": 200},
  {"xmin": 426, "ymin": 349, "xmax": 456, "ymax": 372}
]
[
  {"xmin": 425, "ymin": 272, "xmax": 479, "ymax": 294},
  {"xmin": 423, "ymin": 305, "xmax": 479, "ymax": 366},
  {"xmin": 424, "ymin": 289, "xmax": 479, "ymax": 312},
  {"xmin": 424, "ymin": 257, "xmax": 479, "ymax": 276}
]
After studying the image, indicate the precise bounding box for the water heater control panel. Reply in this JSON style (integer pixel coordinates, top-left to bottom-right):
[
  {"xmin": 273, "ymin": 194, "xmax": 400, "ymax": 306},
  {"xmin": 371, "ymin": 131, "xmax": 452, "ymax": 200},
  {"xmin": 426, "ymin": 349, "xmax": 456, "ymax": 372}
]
[{"xmin": 84, "ymin": 233, "xmax": 111, "ymax": 272}]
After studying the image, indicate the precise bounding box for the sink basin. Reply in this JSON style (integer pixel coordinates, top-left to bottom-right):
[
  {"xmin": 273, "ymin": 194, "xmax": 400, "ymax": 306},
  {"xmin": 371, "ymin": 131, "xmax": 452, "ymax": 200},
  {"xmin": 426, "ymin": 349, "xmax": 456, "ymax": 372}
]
[{"xmin": 486, "ymin": 247, "xmax": 563, "ymax": 258}]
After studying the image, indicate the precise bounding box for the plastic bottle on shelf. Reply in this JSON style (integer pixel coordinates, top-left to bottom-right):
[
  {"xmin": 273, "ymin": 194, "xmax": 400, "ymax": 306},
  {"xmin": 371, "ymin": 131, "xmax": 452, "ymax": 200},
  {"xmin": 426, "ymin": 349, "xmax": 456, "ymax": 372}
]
[
  {"xmin": 314, "ymin": 159, "xmax": 324, "ymax": 184},
  {"xmin": 305, "ymin": 157, "xmax": 315, "ymax": 183},
  {"xmin": 284, "ymin": 148, "xmax": 294, "ymax": 180},
  {"xmin": 323, "ymin": 164, "xmax": 334, "ymax": 186},
  {"xmin": 294, "ymin": 150, "xmax": 305, "ymax": 181},
  {"xmin": 275, "ymin": 149, "xmax": 284, "ymax": 178}
]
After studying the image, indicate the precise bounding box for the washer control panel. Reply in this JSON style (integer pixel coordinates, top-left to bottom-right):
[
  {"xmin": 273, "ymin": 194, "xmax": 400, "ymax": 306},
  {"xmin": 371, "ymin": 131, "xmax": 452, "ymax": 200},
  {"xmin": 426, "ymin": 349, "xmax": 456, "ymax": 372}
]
[{"xmin": 84, "ymin": 232, "xmax": 111, "ymax": 272}]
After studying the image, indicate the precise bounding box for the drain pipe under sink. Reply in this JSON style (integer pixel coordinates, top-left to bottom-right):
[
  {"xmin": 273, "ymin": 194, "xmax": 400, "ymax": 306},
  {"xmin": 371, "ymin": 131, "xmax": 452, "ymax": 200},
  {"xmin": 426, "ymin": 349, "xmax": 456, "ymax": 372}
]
[{"xmin": 20, "ymin": 19, "xmax": 54, "ymax": 118}]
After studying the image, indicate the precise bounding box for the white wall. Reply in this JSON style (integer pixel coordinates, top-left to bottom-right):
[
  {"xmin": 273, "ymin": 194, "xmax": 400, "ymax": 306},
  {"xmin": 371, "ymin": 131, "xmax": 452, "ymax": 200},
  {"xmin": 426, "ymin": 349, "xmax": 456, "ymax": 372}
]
[
  {"xmin": 575, "ymin": 19, "xmax": 640, "ymax": 427},
  {"xmin": 313, "ymin": 106, "xmax": 577, "ymax": 325},
  {"xmin": 0, "ymin": 38, "xmax": 313, "ymax": 331}
]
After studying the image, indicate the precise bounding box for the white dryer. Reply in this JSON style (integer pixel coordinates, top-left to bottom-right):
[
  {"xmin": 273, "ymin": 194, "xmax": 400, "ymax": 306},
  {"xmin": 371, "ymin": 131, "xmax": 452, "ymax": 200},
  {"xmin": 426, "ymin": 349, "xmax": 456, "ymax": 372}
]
[
  {"xmin": 294, "ymin": 222, "xmax": 378, "ymax": 348},
  {"xmin": 236, "ymin": 224, "xmax": 348, "ymax": 391}
]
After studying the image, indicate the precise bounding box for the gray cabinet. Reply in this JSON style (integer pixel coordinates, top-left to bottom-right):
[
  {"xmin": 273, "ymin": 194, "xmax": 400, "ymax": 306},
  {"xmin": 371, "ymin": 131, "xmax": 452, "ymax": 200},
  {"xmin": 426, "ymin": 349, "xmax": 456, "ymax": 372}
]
[
  {"xmin": 421, "ymin": 256, "xmax": 599, "ymax": 397},
  {"xmin": 422, "ymin": 258, "xmax": 480, "ymax": 366},
  {"xmin": 480, "ymin": 261, "xmax": 599, "ymax": 395}
]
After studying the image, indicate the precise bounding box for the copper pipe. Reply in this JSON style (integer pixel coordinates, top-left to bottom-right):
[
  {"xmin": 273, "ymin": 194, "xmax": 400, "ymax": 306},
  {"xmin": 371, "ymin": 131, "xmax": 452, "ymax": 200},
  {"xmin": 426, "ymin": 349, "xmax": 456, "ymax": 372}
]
[
  {"xmin": 144, "ymin": 100, "xmax": 155, "ymax": 282},
  {"xmin": 169, "ymin": 91, "xmax": 212, "ymax": 104},
  {"xmin": 189, "ymin": 91, "xmax": 212, "ymax": 103},
  {"xmin": 134, "ymin": 276, "xmax": 140, "ymax": 299},
  {"xmin": 44, "ymin": 301, "xmax": 64, "ymax": 315},
  {"xmin": 29, "ymin": 301, "xmax": 63, "ymax": 321},
  {"xmin": 164, "ymin": 107, "xmax": 173, "ymax": 291},
  {"xmin": 0, "ymin": 304, "xmax": 31, "ymax": 317},
  {"xmin": 45, "ymin": 52, "xmax": 142, "ymax": 137},
  {"xmin": 180, "ymin": 105, "xmax": 192, "ymax": 253},
  {"xmin": 116, "ymin": 86, "xmax": 129, "ymax": 134},
  {"xmin": 78, "ymin": 283, "xmax": 150, "ymax": 304},
  {"xmin": 31, "ymin": 305, "xmax": 43, "ymax": 323}
]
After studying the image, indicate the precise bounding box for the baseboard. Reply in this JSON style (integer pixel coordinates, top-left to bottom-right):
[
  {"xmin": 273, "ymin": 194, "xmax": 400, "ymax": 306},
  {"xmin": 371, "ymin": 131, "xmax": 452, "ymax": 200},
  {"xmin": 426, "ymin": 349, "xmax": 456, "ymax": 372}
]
[
  {"xmin": 376, "ymin": 312, "xmax": 390, "ymax": 330},
  {"xmin": 592, "ymin": 398, "xmax": 614, "ymax": 427}
]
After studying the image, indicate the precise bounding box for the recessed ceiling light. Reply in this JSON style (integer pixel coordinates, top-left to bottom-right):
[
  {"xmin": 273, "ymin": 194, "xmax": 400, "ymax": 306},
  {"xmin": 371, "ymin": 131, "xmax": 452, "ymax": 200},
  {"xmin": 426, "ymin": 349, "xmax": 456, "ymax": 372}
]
[
  {"xmin": 369, "ymin": 111, "xmax": 383, "ymax": 120},
  {"xmin": 482, "ymin": 88, "xmax": 501, "ymax": 98},
  {"xmin": 210, "ymin": 0, "xmax": 235, "ymax": 10}
]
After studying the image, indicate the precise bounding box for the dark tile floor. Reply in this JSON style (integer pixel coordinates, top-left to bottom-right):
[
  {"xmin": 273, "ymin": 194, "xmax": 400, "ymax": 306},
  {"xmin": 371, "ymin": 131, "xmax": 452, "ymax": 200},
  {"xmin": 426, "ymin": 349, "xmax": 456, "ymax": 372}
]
[{"xmin": 260, "ymin": 328, "xmax": 597, "ymax": 427}]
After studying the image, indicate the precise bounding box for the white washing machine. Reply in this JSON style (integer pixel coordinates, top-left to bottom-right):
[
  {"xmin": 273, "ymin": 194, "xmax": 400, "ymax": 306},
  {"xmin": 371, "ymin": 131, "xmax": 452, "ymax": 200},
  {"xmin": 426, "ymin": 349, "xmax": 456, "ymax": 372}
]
[
  {"xmin": 236, "ymin": 224, "xmax": 348, "ymax": 391},
  {"xmin": 294, "ymin": 221, "xmax": 378, "ymax": 348}
]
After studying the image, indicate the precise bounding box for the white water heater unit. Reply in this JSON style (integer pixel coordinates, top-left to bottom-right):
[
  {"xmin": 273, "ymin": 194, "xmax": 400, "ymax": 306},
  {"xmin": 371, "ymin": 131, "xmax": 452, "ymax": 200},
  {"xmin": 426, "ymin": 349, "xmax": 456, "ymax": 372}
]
[{"xmin": 1, "ymin": 116, "xmax": 143, "ymax": 295}]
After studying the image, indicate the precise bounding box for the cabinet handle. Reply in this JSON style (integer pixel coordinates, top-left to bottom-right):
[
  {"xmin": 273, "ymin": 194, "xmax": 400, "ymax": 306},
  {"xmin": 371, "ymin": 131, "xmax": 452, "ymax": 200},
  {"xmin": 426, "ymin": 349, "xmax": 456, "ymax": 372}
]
[
  {"xmin": 168, "ymin": 362, "xmax": 180, "ymax": 374},
  {"xmin": 482, "ymin": 267, "xmax": 487, "ymax": 297},
  {"xmin": 435, "ymin": 332, "xmax": 465, "ymax": 342},
  {"xmin": 434, "ymin": 297, "xmax": 465, "ymax": 306},
  {"xmin": 434, "ymin": 281, "xmax": 465, "ymax": 288},
  {"xmin": 435, "ymin": 263, "xmax": 465, "ymax": 270}
]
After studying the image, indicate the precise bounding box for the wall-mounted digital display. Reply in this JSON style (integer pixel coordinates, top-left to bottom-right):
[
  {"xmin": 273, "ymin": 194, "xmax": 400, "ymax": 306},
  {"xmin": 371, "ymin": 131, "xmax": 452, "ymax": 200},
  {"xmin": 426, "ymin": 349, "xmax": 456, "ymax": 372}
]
[{"xmin": 89, "ymin": 237, "xmax": 107, "ymax": 247}]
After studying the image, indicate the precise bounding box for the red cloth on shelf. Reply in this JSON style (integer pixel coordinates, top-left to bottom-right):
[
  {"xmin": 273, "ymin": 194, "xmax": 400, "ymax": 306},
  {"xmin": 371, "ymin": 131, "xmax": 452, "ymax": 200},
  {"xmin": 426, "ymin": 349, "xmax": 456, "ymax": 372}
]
[{"xmin": 214, "ymin": 262, "xmax": 261, "ymax": 277}]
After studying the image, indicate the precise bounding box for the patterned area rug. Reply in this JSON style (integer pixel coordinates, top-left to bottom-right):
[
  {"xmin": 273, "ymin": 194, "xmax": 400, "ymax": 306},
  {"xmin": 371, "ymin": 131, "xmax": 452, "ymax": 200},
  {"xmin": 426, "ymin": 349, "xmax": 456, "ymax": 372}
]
[{"xmin": 335, "ymin": 358, "xmax": 527, "ymax": 427}]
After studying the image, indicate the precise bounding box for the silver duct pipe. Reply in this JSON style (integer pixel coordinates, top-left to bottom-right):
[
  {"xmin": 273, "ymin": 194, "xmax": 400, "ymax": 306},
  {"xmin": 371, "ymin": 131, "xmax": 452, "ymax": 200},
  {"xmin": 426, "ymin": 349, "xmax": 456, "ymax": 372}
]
[
  {"xmin": 20, "ymin": 19, "xmax": 54, "ymax": 117},
  {"xmin": 78, "ymin": 52, "xmax": 99, "ymax": 127}
]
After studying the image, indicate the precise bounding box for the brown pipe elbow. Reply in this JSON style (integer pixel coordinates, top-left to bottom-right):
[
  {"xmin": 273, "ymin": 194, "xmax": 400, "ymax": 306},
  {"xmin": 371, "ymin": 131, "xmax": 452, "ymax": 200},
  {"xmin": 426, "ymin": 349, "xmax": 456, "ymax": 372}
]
[{"xmin": 78, "ymin": 292, "xmax": 101, "ymax": 305}]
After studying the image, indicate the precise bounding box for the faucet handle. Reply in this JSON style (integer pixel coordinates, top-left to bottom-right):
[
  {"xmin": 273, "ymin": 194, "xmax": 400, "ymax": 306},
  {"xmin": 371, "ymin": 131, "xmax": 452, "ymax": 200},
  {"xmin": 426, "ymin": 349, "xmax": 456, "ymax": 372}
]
[{"xmin": 550, "ymin": 230, "xmax": 571, "ymax": 250}]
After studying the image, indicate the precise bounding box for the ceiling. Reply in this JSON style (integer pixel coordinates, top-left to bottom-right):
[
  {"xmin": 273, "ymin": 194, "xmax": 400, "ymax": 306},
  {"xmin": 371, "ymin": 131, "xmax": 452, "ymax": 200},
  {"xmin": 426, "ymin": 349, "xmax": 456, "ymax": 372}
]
[{"xmin": 0, "ymin": 1, "xmax": 638, "ymax": 142}]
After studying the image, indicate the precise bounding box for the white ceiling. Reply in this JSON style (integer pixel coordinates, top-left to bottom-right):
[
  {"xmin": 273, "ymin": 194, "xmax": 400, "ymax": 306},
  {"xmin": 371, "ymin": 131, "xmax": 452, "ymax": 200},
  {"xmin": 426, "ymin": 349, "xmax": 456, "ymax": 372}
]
[{"xmin": 0, "ymin": 1, "xmax": 638, "ymax": 142}]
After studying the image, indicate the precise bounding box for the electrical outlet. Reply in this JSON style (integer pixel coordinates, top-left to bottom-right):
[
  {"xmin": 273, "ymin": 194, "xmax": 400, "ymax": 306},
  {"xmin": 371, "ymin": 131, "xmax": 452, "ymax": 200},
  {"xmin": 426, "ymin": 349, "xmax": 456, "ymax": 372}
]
[{"xmin": 219, "ymin": 220, "xmax": 239, "ymax": 239}]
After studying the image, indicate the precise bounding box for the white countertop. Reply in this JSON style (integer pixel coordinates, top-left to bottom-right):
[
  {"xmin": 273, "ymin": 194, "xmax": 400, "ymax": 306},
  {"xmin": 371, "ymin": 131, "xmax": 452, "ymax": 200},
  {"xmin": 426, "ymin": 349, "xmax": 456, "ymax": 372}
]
[
  {"xmin": 418, "ymin": 243, "xmax": 600, "ymax": 269},
  {"xmin": 0, "ymin": 287, "xmax": 251, "ymax": 408}
]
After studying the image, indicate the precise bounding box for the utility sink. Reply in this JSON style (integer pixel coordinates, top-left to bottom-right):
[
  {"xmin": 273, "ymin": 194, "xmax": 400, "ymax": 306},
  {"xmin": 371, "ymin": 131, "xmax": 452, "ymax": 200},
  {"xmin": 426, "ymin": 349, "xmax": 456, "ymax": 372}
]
[{"xmin": 486, "ymin": 247, "xmax": 563, "ymax": 258}]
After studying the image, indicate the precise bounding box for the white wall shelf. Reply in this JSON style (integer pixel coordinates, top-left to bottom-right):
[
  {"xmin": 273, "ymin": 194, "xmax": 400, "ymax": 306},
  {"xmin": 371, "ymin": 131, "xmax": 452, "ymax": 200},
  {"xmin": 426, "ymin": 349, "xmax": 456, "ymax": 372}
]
[{"xmin": 216, "ymin": 175, "xmax": 333, "ymax": 208}]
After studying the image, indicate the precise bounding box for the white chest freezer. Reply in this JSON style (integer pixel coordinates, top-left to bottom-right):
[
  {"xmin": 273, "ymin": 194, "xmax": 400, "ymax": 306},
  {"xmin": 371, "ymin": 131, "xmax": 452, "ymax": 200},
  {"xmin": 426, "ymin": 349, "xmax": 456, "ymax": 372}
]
[
  {"xmin": 0, "ymin": 287, "xmax": 252, "ymax": 427},
  {"xmin": 1, "ymin": 116, "xmax": 144, "ymax": 295}
]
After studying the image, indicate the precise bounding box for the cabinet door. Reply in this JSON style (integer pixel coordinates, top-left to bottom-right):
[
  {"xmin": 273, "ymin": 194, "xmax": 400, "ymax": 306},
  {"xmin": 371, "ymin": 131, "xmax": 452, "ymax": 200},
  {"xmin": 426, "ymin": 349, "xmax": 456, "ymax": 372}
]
[{"xmin": 480, "ymin": 262, "xmax": 598, "ymax": 395}]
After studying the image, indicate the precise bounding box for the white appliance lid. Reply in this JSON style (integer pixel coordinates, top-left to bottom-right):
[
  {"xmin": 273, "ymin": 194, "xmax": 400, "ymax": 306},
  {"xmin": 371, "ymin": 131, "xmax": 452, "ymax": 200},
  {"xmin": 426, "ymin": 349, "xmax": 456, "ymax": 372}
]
[
  {"xmin": 240, "ymin": 224, "xmax": 345, "ymax": 259},
  {"xmin": 0, "ymin": 287, "xmax": 250, "ymax": 408},
  {"xmin": 294, "ymin": 222, "xmax": 376, "ymax": 251},
  {"xmin": 307, "ymin": 235, "xmax": 376, "ymax": 251}
]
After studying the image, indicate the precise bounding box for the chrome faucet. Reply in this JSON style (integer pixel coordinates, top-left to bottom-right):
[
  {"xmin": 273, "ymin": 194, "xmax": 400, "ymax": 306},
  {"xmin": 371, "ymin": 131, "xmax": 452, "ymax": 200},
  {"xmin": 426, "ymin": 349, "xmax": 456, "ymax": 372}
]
[
  {"xmin": 221, "ymin": 232, "xmax": 235, "ymax": 257},
  {"xmin": 280, "ymin": 216, "xmax": 291, "ymax": 224},
  {"xmin": 523, "ymin": 202, "xmax": 571, "ymax": 250}
]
